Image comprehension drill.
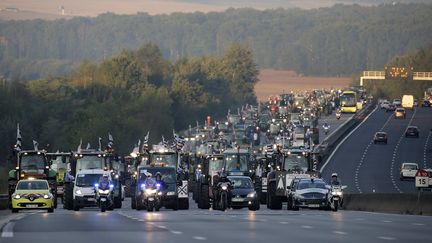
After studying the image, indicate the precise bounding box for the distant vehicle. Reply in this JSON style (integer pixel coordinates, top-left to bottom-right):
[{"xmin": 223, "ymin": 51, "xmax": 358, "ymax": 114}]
[
  {"xmin": 400, "ymin": 163, "xmax": 419, "ymax": 180},
  {"xmin": 422, "ymin": 100, "xmax": 430, "ymax": 107},
  {"xmin": 393, "ymin": 99, "xmax": 402, "ymax": 107},
  {"xmin": 339, "ymin": 91, "xmax": 357, "ymax": 113},
  {"xmin": 405, "ymin": 126, "xmax": 419, "ymax": 138},
  {"xmin": 380, "ymin": 100, "xmax": 390, "ymax": 109},
  {"xmin": 373, "ymin": 132, "xmax": 388, "ymax": 144},
  {"xmin": 228, "ymin": 176, "xmax": 260, "ymax": 211},
  {"xmin": 11, "ymin": 179, "xmax": 55, "ymax": 213},
  {"xmin": 72, "ymin": 169, "xmax": 107, "ymax": 211},
  {"xmin": 394, "ymin": 108, "xmax": 406, "ymax": 119},
  {"xmin": 402, "ymin": 95, "xmax": 414, "ymax": 109},
  {"xmin": 414, "ymin": 99, "xmax": 419, "ymax": 107},
  {"xmin": 385, "ymin": 104, "xmax": 396, "ymax": 112}
]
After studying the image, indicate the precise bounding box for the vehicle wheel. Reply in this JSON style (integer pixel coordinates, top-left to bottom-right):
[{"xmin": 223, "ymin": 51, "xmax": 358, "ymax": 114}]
[
  {"xmin": 63, "ymin": 182, "xmax": 73, "ymax": 210},
  {"xmin": 332, "ymin": 203, "xmax": 338, "ymax": 212},
  {"xmin": 292, "ymin": 201, "xmax": 299, "ymax": 211},
  {"xmin": 48, "ymin": 207, "xmax": 54, "ymax": 213},
  {"xmin": 287, "ymin": 197, "xmax": 293, "ymax": 210},
  {"xmin": 199, "ymin": 185, "xmax": 210, "ymax": 209},
  {"xmin": 179, "ymin": 198, "xmax": 189, "ymax": 210},
  {"xmin": 101, "ymin": 206, "xmax": 106, "ymax": 212},
  {"xmin": 400, "ymin": 176, "xmax": 404, "ymax": 181},
  {"xmin": 259, "ymin": 192, "xmax": 267, "ymax": 205},
  {"xmin": 114, "ymin": 195, "xmax": 122, "ymax": 209},
  {"xmin": 53, "ymin": 195, "xmax": 58, "ymax": 209},
  {"xmin": 249, "ymin": 200, "xmax": 260, "ymax": 211},
  {"xmin": 73, "ymin": 200, "xmax": 80, "ymax": 211},
  {"xmin": 268, "ymin": 182, "xmax": 282, "ymax": 210},
  {"xmin": 131, "ymin": 197, "xmax": 137, "ymax": 210},
  {"xmin": 221, "ymin": 193, "xmax": 227, "ymax": 211},
  {"xmin": 11, "ymin": 208, "xmax": 18, "ymax": 213},
  {"xmin": 173, "ymin": 199, "xmax": 179, "ymax": 211}
]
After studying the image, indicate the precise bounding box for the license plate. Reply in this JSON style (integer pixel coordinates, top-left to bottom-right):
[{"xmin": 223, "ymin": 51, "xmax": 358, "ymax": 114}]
[
  {"xmin": 100, "ymin": 198, "xmax": 107, "ymax": 202},
  {"xmin": 308, "ymin": 204, "xmax": 320, "ymax": 208},
  {"xmin": 87, "ymin": 198, "xmax": 95, "ymax": 201},
  {"xmin": 26, "ymin": 204, "xmax": 38, "ymax": 208},
  {"xmin": 167, "ymin": 192, "xmax": 175, "ymax": 196},
  {"xmin": 232, "ymin": 198, "xmax": 244, "ymax": 202},
  {"xmin": 148, "ymin": 198, "xmax": 154, "ymax": 201}
]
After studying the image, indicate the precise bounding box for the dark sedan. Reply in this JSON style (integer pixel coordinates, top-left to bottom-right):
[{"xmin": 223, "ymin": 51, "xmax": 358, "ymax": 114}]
[
  {"xmin": 405, "ymin": 126, "xmax": 419, "ymax": 138},
  {"xmin": 373, "ymin": 132, "xmax": 388, "ymax": 144},
  {"xmin": 287, "ymin": 178, "xmax": 329, "ymax": 210},
  {"xmin": 228, "ymin": 176, "xmax": 260, "ymax": 211}
]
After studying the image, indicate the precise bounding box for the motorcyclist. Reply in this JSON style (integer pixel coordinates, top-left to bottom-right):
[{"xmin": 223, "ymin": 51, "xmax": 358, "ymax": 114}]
[
  {"xmin": 330, "ymin": 173, "xmax": 341, "ymax": 186},
  {"xmin": 323, "ymin": 122, "xmax": 330, "ymax": 134},
  {"xmin": 213, "ymin": 171, "xmax": 232, "ymax": 208},
  {"xmin": 98, "ymin": 174, "xmax": 111, "ymax": 189},
  {"xmin": 154, "ymin": 172, "xmax": 167, "ymax": 192}
]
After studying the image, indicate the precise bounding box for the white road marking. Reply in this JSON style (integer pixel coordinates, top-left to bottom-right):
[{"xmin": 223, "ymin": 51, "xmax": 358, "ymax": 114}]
[
  {"xmin": 382, "ymin": 220, "xmax": 392, "ymax": 223},
  {"xmin": 423, "ymin": 131, "xmax": 431, "ymax": 168},
  {"xmin": 333, "ymin": 231, "xmax": 347, "ymax": 235},
  {"xmin": 1, "ymin": 222, "xmax": 15, "ymax": 238},
  {"xmin": 301, "ymin": 225, "xmax": 313, "ymax": 229},
  {"xmin": 412, "ymin": 223, "xmax": 425, "ymax": 226},
  {"xmin": 157, "ymin": 225, "xmax": 167, "ymax": 229},
  {"xmin": 171, "ymin": 230, "xmax": 183, "ymax": 234},
  {"xmin": 279, "ymin": 221, "xmax": 289, "ymax": 224},
  {"xmin": 138, "ymin": 219, "xmax": 145, "ymax": 222},
  {"xmin": 377, "ymin": 236, "xmax": 396, "ymax": 240},
  {"xmin": 193, "ymin": 236, "xmax": 207, "ymax": 240}
]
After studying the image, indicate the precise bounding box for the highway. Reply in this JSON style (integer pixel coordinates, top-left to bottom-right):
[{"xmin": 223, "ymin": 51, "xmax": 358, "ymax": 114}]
[
  {"xmin": 1, "ymin": 198, "xmax": 431, "ymax": 243},
  {"xmin": 322, "ymin": 106, "xmax": 432, "ymax": 193}
]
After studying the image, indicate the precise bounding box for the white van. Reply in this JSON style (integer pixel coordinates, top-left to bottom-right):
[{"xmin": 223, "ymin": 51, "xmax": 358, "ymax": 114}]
[{"xmin": 402, "ymin": 95, "xmax": 414, "ymax": 109}]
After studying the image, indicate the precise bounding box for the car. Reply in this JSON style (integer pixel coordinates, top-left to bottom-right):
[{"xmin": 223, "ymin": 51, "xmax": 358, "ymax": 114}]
[
  {"xmin": 380, "ymin": 100, "xmax": 390, "ymax": 109},
  {"xmin": 228, "ymin": 176, "xmax": 260, "ymax": 211},
  {"xmin": 422, "ymin": 100, "xmax": 430, "ymax": 107},
  {"xmin": 405, "ymin": 126, "xmax": 419, "ymax": 138},
  {"xmin": 373, "ymin": 132, "xmax": 388, "ymax": 144},
  {"xmin": 394, "ymin": 108, "xmax": 406, "ymax": 119},
  {"xmin": 11, "ymin": 179, "xmax": 55, "ymax": 213},
  {"xmin": 73, "ymin": 169, "xmax": 109, "ymax": 211},
  {"xmin": 287, "ymin": 178, "xmax": 329, "ymax": 210},
  {"xmin": 393, "ymin": 98, "xmax": 402, "ymax": 107},
  {"xmin": 400, "ymin": 163, "xmax": 419, "ymax": 180},
  {"xmin": 385, "ymin": 104, "xmax": 396, "ymax": 112}
]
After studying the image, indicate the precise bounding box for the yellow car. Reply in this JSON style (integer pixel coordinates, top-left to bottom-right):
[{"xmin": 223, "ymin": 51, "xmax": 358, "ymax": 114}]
[{"xmin": 11, "ymin": 179, "xmax": 54, "ymax": 213}]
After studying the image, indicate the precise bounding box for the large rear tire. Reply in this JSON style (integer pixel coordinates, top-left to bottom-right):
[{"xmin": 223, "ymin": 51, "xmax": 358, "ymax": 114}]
[
  {"xmin": 124, "ymin": 179, "xmax": 132, "ymax": 197},
  {"xmin": 63, "ymin": 182, "xmax": 73, "ymax": 210},
  {"xmin": 267, "ymin": 182, "xmax": 282, "ymax": 210},
  {"xmin": 198, "ymin": 185, "xmax": 210, "ymax": 209},
  {"xmin": 179, "ymin": 198, "xmax": 189, "ymax": 210}
]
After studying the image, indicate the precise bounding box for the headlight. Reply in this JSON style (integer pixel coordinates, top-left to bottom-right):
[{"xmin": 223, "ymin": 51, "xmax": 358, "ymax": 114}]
[
  {"xmin": 247, "ymin": 192, "xmax": 256, "ymax": 198},
  {"xmin": 43, "ymin": 194, "xmax": 51, "ymax": 199},
  {"xmin": 75, "ymin": 189, "xmax": 82, "ymax": 195},
  {"xmin": 14, "ymin": 194, "xmax": 21, "ymax": 199},
  {"xmin": 145, "ymin": 189, "xmax": 157, "ymax": 195},
  {"xmin": 98, "ymin": 189, "xmax": 110, "ymax": 194},
  {"xmin": 221, "ymin": 186, "xmax": 228, "ymax": 190}
]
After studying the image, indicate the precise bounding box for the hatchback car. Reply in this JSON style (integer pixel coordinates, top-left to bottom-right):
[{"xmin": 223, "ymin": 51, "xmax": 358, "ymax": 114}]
[
  {"xmin": 394, "ymin": 108, "xmax": 406, "ymax": 119},
  {"xmin": 373, "ymin": 132, "xmax": 388, "ymax": 144},
  {"xmin": 228, "ymin": 176, "xmax": 259, "ymax": 211},
  {"xmin": 400, "ymin": 163, "xmax": 419, "ymax": 180},
  {"xmin": 11, "ymin": 179, "xmax": 54, "ymax": 213},
  {"xmin": 405, "ymin": 126, "xmax": 419, "ymax": 138}
]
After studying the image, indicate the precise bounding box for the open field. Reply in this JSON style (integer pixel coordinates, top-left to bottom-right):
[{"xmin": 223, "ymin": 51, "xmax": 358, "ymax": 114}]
[
  {"xmin": 255, "ymin": 69, "xmax": 352, "ymax": 101},
  {"xmin": 0, "ymin": 0, "xmax": 374, "ymax": 20}
]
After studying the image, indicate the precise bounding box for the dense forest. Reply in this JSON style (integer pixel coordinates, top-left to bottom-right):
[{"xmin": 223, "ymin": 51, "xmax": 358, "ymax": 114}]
[
  {"xmin": 366, "ymin": 42, "xmax": 432, "ymax": 99},
  {"xmin": 0, "ymin": 43, "xmax": 258, "ymax": 160},
  {"xmin": 1, "ymin": 3, "xmax": 432, "ymax": 80}
]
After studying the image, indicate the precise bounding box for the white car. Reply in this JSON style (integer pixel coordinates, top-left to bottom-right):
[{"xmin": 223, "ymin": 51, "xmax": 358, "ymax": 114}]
[
  {"xmin": 380, "ymin": 100, "xmax": 390, "ymax": 109},
  {"xmin": 393, "ymin": 99, "xmax": 402, "ymax": 107},
  {"xmin": 400, "ymin": 163, "xmax": 419, "ymax": 180}
]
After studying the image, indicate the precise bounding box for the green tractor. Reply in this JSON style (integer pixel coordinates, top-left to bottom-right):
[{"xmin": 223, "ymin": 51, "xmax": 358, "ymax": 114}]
[
  {"xmin": 8, "ymin": 150, "xmax": 58, "ymax": 208},
  {"xmin": 46, "ymin": 152, "xmax": 71, "ymax": 203},
  {"xmin": 194, "ymin": 154, "xmax": 224, "ymax": 209}
]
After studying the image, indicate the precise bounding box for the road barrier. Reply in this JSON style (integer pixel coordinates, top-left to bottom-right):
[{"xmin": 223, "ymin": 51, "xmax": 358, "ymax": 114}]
[
  {"xmin": 314, "ymin": 104, "xmax": 375, "ymax": 169},
  {"xmin": 343, "ymin": 192, "xmax": 432, "ymax": 216},
  {"xmin": 0, "ymin": 194, "xmax": 8, "ymax": 210}
]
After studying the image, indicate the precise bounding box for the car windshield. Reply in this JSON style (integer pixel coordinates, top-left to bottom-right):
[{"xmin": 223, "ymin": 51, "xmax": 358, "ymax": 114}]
[
  {"xmin": 139, "ymin": 168, "xmax": 176, "ymax": 183},
  {"xmin": 209, "ymin": 158, "xmax": 224, "ymax": 173},
  {"xmin": 20, "ymin": 154, "xmax": 45, "ymax": 174},
  {"xmin": 407, "ymin": 128, "xmax": 417, "ymax": 132},
  {"xmin": 341, "ymin": 93, "xmax": 356, "ymax": 107},
  {"xmin": 76, "ymin": 155, "xmax": 105, "ymax": 171},
  {"xmin": 229, "ymin": 177, "xmax": 253, "ymax": 189},
  {"xmin": 225, "ymin": 154, "xmax": 248, "ymax": 172},
  {"xmin": 17, "ymin": 181, "xmax": 48, "ymax": 190},
  {"xmin": 50, "ymin": 156, "xmax": 69, "ymax": 171},
  {"xmin": 403, "ymin": 164, "xmax": 418, "ymax": 170},
  {"xmin": 76, "ymin": 174, "xmax": 103, "ymax": 187},
  {"xmin": 151, "ymin": 153, "xmax": 177, "ymax": 167},
  {"xmin": 284, "ymin": 154, "xmax": 308, "ymax": 172},
  {"xmin": 297, "ymin": 180, "xmax": 326, "ymax": 190}
]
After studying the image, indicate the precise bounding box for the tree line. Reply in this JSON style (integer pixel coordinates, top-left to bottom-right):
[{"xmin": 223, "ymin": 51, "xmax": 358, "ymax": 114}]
[
  {"xmin": 1, "ymin": 3, "xmax": 432, "ymax": 80},
  {"xmin": 0, "ymin": 43, "xmax": 258, "ymax": 160}
]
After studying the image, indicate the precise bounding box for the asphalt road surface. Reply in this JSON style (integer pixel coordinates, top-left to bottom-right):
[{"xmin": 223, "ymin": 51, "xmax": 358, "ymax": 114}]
[
  {"xmin": 1, "ymin": 198, "xmax": 431, "ymax": 243},
  {"xmin": 322, "ymin": 106, "xmax": 432, "ymax": 193}
]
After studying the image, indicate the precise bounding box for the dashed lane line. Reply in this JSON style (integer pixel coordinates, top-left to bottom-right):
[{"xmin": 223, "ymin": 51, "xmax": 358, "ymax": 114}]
[
  {"xmin": 1, "ymin": 222, "xmax": 15, "ymax": 238},
  {"xmin": 377, "ymin": 236, "xmax": 396, "ymax": 241},
  {"xmin": 423, "ymin": 131, "xmax": 431, "ymax": 168},
  {"xmin": 193, "ymin": 236, "xmax": 207, "ymax": 240}
]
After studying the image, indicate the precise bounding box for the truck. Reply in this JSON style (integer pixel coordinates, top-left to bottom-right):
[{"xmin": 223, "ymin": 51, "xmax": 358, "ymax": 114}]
[
  {"xmin": 266, "ymin": 148, "xmax": 319, "ymax": 209},
  {"xmin": 402, "ymin": 95, "xmax": 414, "ymax": 109},
  {"xmin": 8, "ymin": 150, "xmax": 58, "ymax": 208},
  {"xmin": 63, "ymin": 149, "xmax": 123, "ymax": 210}
]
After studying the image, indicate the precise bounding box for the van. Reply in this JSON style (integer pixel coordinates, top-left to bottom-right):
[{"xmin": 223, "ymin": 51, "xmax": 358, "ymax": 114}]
[{"xmin": 402, "ymin": 95, "xmax": 414, "ymax": 109}]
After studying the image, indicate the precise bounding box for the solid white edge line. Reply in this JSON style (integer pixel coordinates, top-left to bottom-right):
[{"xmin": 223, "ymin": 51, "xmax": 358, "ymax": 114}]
[{"xmin": 320, "ymin": 105, "xmax": 378, "ymax": 173}]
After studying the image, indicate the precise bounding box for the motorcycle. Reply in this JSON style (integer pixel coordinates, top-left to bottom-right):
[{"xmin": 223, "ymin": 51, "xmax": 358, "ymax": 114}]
[
  {"xmin": 139, "ymin": 181, "xmax": 162, "ymax": 212},
  {"xmin": 214, "ymin": 182, "xmax": 231, "ymax": 211},
  {"xmin": 95, "ymin": 183, "xmax": 114, "ymax": 212},
  {"xmin": 326, "ymin": 185, "xmax": 347, "ymax": 212},
  {"xmin": 336, "ymin": 110, "xmax": 341, "ymax": 120},
  {"xmin": 323, "ymin": 125, "xmax": 330, "ymax": 135}
]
